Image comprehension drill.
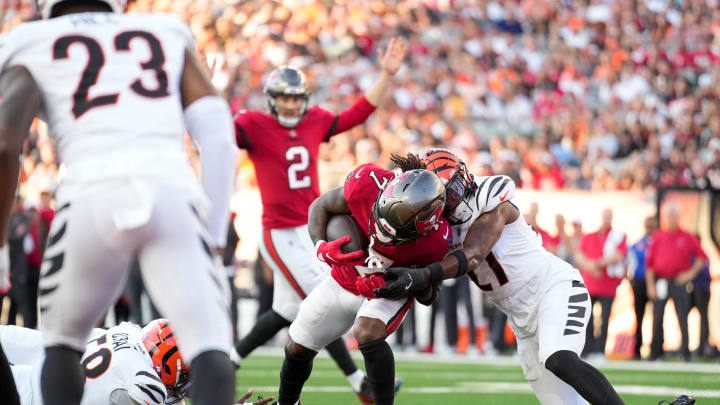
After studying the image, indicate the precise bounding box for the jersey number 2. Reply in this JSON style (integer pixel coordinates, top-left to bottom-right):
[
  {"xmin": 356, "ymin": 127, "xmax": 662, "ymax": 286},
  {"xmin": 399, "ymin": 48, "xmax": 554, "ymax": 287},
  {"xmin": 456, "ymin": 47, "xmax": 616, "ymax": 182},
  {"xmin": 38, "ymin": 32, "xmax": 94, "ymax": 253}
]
[
  {"xmin": 286, "ymin": 145, "xmax": 311, "ymax": 190},
  {"xmin": 53, "ymin": 31, "xmax": 170, "ymax": 119}
]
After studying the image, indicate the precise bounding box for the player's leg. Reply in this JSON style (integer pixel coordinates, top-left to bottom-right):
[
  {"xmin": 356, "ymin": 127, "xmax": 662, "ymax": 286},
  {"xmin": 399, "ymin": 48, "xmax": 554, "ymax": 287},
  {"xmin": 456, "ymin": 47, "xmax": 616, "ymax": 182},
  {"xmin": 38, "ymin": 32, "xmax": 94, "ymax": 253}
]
[
  {"xmin": 281, "ymin": 276, "xmax": 362, "ymax": 404},
  {"xmin": 537, "ymin": 279, "xmax": 624, "ymax": 405},
  {"xmin": 354, "ymin": 297, "xmax": 413, "ymax": 405},
  {"xmin": 137, "ymin": 185, "xmax": 234, "ymax": 405},
  {"xmin": 38, "ymin": 189, "xmax": 135, "ymax": 405},
  {"xmin": 235, "ymin": 227, "xmax": 310, "ymax": 360}
]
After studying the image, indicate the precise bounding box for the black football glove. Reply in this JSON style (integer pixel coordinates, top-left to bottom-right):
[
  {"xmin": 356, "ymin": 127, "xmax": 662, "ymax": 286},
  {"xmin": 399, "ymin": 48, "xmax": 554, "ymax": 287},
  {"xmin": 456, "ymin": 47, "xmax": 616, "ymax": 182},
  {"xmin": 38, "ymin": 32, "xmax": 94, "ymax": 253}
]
[{"xmin": 373, "ymin": 266, "xmax": 431, "ymax": 299}]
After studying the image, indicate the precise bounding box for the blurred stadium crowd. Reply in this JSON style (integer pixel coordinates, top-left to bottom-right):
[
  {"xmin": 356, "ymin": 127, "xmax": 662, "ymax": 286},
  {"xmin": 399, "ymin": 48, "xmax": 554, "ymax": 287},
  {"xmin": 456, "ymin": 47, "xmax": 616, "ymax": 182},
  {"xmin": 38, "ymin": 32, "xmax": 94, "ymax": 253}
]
[
  {"xmin": 4, "ymin": 0, "xmax": 720, "ymax": 200},
  {"xmin": 1, "ymin": 0, "xmax": 718, "ymax": 360}
]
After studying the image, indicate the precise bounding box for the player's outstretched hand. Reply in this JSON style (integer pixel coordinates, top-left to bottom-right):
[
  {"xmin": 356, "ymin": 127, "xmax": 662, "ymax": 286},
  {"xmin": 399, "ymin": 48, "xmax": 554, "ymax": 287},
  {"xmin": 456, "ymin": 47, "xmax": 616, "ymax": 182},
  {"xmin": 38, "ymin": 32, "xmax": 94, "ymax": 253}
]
[
  {"xmin": 378, "ymin": 36, "xmax": 408, "ymax": 76},
  {"xmin": 236, "ymin": 389, "xmax": 274, "ymax": 405},
  {"xmin": 0, "ymin": 245, "xmax": 11, "ymax": 294},
  {"xmin": 374, "ymin": 266, "xmax": 430, "ymax": 299},
  {"xmin": 316, "ymin": 237, "xmax": 365, "ymax": 265}
]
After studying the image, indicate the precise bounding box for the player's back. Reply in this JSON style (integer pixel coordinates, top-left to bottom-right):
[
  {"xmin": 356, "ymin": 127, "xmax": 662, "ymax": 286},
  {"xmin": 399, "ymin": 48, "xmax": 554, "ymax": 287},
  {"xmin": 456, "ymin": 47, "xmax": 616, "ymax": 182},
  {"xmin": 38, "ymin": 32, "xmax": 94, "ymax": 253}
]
[{"xmin": 0, "ymin": 12, "xmax": 195, "ymax": 188}]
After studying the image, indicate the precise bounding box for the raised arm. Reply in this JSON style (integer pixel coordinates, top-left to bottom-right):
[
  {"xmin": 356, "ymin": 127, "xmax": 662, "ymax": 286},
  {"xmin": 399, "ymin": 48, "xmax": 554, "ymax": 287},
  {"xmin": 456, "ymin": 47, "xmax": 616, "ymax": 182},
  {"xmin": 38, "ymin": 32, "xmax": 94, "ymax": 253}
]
[
  {"xmin": 364, "ymin": 36, "xmax": 407, "ymax": 107},
  {"xmin": 326, "ymin": 37, "xmax": 408, "ymax": 138},
  {"xmin": 374, "ymin": 201, "xmax": 519, "ymax": 299}
]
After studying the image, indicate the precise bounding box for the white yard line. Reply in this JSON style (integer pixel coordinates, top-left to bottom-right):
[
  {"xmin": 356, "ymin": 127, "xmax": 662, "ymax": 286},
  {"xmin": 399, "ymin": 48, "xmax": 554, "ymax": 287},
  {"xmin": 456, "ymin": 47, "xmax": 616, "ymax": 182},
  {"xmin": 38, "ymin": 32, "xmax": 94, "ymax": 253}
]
[
  {"xmin": 242, "ymin": 383, "xmax": 720, "ymax": 398},
  {"xmin": 252, "ymin": 346, "xmax": 720, "ymax": 373}
]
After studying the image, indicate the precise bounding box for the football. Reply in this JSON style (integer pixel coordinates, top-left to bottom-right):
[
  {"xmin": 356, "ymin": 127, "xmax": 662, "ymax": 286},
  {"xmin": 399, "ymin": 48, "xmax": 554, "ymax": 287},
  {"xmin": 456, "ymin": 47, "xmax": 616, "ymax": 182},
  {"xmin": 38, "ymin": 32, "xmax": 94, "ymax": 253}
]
[{"xmin": 326, "ymin": 214, "xmax": 369, "ymax": 253}]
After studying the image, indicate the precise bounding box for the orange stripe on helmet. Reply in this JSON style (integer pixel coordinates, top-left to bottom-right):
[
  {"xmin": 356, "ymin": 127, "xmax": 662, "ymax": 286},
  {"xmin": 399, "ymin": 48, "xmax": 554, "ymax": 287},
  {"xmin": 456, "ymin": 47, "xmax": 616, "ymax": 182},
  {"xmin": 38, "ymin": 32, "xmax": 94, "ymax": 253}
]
[{"xmin": 420, "ymin": 149, "xmax": 460, "ymax": 181}]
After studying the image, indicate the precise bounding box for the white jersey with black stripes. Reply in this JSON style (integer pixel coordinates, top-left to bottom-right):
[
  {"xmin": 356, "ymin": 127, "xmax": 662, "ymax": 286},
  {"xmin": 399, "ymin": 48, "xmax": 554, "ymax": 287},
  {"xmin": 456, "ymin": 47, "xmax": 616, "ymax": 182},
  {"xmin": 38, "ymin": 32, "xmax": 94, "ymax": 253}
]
[
  {"xmin": 82, "ymin": 322, "xmax": 168, "ymax": 405},
  {"xmin": 2, "ymin": 322, "xmax": 169, "ymax": 405},
  {"xmin": 448, "ymin": 175, "xmax": 577, "ymax": 302}
]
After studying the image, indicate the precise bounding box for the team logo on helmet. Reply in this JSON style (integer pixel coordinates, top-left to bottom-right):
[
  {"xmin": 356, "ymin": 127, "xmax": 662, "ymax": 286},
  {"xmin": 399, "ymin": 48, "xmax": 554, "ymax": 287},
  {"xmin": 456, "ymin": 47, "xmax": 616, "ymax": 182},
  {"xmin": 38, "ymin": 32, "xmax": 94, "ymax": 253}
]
[{"xmin": 369, "ymin": 169, "xmax": 446, "ymax": 246}]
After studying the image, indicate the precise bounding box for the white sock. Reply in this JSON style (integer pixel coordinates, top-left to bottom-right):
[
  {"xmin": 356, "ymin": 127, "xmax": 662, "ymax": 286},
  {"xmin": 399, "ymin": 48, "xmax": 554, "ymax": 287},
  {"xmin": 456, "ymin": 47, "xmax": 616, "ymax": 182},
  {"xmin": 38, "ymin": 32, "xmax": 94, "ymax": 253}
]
[{"xmin": 347, "ymin": 369, "xmax": 365, "ymax": 392}]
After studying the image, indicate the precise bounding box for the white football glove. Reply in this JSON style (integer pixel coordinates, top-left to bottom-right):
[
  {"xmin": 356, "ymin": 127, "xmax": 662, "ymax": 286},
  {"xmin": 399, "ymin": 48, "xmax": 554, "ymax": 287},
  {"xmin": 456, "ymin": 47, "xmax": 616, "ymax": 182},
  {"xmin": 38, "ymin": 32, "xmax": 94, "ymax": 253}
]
[{"xmin": 0, "ymin": 244, "xmax": 11, "ymax": 294}]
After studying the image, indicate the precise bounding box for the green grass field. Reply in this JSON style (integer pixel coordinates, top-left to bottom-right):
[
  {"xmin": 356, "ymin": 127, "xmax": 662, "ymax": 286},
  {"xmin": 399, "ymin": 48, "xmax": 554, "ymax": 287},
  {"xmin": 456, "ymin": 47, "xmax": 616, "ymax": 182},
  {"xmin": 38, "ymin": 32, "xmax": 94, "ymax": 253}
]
[{"xmin": 232, "ymin": 350, "xmax": 720, "ymax": 405}]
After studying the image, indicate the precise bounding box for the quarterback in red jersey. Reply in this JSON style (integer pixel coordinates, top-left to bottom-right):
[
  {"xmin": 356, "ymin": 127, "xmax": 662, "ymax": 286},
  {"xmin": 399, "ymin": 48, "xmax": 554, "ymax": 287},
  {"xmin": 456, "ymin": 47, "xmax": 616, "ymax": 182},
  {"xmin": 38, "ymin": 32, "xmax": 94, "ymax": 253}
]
[
  {"xmin": 233, "ymin": 38, "xmax": 408, "ymax": 401},
  {"xmin": 276, "ymin": 165, "xmax": 450, "ymax": 405}
]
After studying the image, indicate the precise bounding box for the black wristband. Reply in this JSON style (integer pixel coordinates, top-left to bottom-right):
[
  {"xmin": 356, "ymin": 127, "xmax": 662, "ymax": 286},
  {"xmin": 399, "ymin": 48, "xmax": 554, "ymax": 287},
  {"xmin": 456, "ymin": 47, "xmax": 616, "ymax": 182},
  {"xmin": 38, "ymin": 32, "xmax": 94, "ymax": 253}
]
[
  {"xmin": 451, "ymin": 250, "xmax": 468, "ymax": 278},
  {"xmin": 428, "ymin": 262, "xmax": 444, "ymax": 284}
]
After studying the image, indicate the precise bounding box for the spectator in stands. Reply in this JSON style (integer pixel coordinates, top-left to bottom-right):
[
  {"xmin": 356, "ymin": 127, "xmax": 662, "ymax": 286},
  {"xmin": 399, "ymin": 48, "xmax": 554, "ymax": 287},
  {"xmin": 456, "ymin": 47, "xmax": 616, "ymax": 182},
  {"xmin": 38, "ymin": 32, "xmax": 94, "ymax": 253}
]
[
  {"xmin": 626, "ymin": 215, "xmax": 658, "ymax": 359},
  {"xmin": 577, "ymin": 208, "xmax": 627, "ymax": 358},
  {"xmin": 646, "ymin": 203, "xmax": 707, "ymax": 362}
]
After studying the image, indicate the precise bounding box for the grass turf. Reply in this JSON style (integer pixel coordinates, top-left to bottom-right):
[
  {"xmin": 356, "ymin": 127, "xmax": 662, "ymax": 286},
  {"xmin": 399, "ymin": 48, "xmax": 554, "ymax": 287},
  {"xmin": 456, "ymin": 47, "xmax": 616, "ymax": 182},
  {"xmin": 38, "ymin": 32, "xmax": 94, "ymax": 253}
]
[{"xmin": 227, "ymin": 353, "xmax": 720, "ymax": 405}]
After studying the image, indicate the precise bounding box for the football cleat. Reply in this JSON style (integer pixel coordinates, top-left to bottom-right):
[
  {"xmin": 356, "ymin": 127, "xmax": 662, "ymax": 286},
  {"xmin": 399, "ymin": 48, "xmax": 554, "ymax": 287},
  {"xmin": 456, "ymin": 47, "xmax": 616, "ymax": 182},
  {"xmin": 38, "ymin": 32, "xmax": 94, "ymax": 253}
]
[
  {"xmin": 354, "ymin": 377, "xmax": 403, "ymax": 404},
  {"xmin": 658, "ymin": 395, "xmax": 695, "ymax": 405}
]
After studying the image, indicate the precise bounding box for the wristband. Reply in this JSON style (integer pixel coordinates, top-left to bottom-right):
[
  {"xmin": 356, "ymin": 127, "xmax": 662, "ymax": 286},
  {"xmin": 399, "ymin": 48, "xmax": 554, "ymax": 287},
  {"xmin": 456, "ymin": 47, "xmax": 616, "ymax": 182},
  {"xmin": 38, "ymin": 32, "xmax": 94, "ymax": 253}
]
[
  {"xmin": 314, "ymin": 240, "xmax": 326, "ymax": 251},
  {"xmin": 451, "ymin": 250, "xmax": 468, "ymax": 278},
  {"xmin": 428, "ymin": 262, "xmax": 444, "ymax": 284}
]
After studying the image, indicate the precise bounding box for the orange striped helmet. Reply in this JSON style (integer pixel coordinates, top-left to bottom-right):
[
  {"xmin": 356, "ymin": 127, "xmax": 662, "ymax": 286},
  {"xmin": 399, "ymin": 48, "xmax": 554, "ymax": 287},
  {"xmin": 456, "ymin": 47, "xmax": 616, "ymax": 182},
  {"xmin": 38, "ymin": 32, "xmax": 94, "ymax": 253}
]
[
  {"xmin": 142, "ymin": 319, "xmax": 191, "ymax": 403},
  {"xmin": 420, "ymin": 149, "xmax": 476, "ymax": 224}
]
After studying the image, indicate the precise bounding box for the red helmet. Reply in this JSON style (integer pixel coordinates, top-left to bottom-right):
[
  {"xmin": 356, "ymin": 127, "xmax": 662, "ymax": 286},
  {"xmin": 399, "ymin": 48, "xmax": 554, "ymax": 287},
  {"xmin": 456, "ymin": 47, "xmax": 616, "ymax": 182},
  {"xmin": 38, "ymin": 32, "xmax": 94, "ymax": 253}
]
[
  {"xmin": 142, "ymin": 319, "xmax": 191, "ymax": 403},
  {"xmin": 420, "ymin": 149, "xmax": 476, "ymax": 224}
]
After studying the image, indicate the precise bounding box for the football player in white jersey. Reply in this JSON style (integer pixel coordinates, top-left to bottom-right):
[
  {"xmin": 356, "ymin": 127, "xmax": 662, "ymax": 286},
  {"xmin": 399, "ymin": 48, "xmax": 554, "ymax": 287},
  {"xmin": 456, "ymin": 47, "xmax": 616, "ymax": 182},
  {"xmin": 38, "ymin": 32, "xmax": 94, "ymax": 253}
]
[
  {"xmin": 376, "ymin": 150, "xmax": 625, "ymax": 405},
  {"xmin": 1, "ymin": 319, "xmax": 274, "ymax": 405},
  {"xmin": 0, "ymin": 1, "xmax": 238, "ymax": 404}
]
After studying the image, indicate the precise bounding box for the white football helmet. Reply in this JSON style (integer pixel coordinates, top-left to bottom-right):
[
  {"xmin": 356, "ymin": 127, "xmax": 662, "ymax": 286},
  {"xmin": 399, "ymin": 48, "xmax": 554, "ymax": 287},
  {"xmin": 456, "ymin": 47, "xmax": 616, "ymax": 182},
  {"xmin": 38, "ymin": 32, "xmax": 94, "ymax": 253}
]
[{"xmin": 36, "ymin": 0, "xmax": 127, "ymax": 19}]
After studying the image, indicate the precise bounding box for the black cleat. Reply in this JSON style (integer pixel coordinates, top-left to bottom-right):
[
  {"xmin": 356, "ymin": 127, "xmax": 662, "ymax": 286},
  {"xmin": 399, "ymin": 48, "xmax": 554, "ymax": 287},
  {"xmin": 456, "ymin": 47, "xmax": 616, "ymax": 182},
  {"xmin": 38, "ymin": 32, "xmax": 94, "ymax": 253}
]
[{"xmin": 658, "ymin": 395, "xmax": 695, "ymax": 405}]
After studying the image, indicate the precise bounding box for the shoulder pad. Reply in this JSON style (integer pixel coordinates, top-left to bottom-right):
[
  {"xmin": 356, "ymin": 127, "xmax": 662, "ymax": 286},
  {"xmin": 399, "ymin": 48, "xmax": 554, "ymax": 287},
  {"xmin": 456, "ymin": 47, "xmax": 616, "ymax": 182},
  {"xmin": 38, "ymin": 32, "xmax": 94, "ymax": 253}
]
[{"xmin": 474, "ymin": 175, "xmax": 515, "ymax": 214}]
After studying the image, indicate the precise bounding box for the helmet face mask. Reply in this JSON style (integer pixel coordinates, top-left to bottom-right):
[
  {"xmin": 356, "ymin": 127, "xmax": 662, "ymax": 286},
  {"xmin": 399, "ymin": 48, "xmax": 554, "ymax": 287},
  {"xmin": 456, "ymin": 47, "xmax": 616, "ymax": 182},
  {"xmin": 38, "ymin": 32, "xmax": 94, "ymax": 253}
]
[
  {"xmin": 264, "ymin": 66, "xmax": 311, "ymax": 128},
  {"xmin": 369, "ymin": 170, "xmax": 446, "ymax": 246},
  {"xmin": 36, "ymin": 0, "xmax": 127, "ymax": 19},
  {"xmin": 420, "ymin": 149, "xmax": 476, "ymax": 225}
]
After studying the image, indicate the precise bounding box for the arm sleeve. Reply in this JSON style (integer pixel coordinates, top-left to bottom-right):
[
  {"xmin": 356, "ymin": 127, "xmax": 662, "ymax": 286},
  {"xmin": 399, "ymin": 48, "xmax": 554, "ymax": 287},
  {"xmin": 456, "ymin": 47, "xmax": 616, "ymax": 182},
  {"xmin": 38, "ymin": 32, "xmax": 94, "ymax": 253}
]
[
  {"xmin": 323, "ymin": 96, "xmax": 376, "ymax": 142},
  {"xmin": 184, "ymin": 96, "xmax": 239, "ymax": 247}
]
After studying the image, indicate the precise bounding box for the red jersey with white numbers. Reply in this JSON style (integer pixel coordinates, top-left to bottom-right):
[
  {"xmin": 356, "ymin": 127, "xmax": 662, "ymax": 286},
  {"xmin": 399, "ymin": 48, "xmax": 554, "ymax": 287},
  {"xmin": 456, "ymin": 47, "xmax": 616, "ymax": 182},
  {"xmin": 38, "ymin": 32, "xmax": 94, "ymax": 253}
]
[
  {"xmin": 331, "ymin": 163, "xmax": 451, "ymax": 295},
  {"xmin": 234, "ymin": 97, "xmax": 376, "ymax": 230}
]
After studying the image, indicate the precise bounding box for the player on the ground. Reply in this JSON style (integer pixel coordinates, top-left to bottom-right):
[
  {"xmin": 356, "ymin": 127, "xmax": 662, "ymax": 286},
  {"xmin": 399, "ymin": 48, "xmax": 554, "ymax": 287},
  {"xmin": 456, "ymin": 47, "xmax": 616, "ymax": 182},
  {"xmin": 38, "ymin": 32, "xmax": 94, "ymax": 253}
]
[
  {"xmin": 0, "ymin": 1, "xmax": 238, "ymax": 404},
  {"xmin": 232, "ymin": 38, "xmax": 407, "ymax": 402},
  {"xmin": 1, "ymin": 319, "xmax": 273, "ymax": 405},
  {"xmin": 377, "ymin": 150, "xmax": 625, "ymax": 405},
  {"xmin": 276, "ymin": 166, "xmax": 449, "ymax": 405}
]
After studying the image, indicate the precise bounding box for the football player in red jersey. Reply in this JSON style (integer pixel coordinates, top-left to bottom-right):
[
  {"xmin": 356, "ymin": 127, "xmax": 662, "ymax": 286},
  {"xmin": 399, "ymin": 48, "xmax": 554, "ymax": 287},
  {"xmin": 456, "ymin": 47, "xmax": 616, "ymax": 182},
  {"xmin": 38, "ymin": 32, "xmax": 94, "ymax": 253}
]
[
  {"xmin": 275, "ymin": 166, "xmax": 450, "ymax": 405},
  {"xmin": 233, "ymin": 38, "xmax": 408, "ymax": 400}
]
